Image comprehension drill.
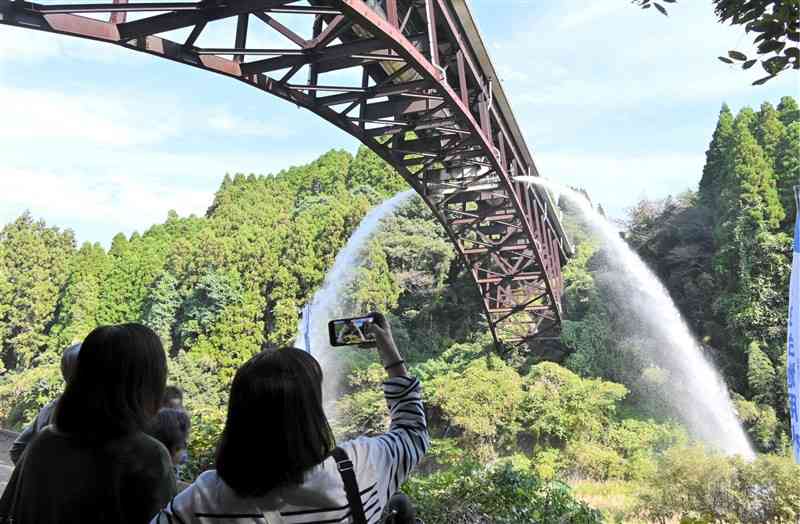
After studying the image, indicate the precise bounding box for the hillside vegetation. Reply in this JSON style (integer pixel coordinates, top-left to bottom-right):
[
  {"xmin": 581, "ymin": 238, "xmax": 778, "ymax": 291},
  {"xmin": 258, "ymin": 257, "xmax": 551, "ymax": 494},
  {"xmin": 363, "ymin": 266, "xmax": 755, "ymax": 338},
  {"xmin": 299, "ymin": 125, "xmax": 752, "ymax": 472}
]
[{"xmin": 0, "ymin": 96, "xmax": 797, "ymax": 523}]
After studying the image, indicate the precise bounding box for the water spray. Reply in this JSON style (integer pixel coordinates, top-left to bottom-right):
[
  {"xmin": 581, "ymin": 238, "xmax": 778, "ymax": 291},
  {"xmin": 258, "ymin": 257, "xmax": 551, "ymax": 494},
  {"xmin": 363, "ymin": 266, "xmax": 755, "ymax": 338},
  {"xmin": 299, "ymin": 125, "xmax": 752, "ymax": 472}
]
[
  {"xmin": 295, "ymin": 190, "xmax": 415, "ymax": 412},
  {"xmin": 516, "ymin": 176, "xmax": 755, "ymax": 459}
]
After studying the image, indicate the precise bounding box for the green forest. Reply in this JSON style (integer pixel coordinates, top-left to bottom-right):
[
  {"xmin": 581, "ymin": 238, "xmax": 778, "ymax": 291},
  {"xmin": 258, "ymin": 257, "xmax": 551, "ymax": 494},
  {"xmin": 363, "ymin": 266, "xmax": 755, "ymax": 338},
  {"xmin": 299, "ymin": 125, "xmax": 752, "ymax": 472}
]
[{"xmin": 0, "ymin": 96, "xmax": 798, "ymax": 523}]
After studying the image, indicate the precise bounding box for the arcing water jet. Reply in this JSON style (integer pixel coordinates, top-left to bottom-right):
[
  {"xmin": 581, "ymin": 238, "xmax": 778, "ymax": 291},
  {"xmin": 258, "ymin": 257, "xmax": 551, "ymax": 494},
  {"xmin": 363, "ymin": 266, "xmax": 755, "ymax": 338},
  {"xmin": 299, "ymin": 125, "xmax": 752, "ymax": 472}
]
[
  {"xmin": 517, "ymin": 176, "xmax": 754, "ymax": 459},
  {"xmin": 295, "ymin": 190, "xmax": 415, "ymax": 408}
]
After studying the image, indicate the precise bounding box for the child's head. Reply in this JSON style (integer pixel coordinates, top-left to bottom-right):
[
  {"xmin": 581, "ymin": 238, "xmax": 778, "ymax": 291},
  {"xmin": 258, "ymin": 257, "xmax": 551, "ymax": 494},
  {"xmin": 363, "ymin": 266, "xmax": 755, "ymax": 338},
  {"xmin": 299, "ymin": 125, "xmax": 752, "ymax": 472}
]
[
  {"xmin": 147, "ymin": 408, "xmax": 191, "ymax": 466},
  {"xmin": 162, "ymin": 385, "xmax": 184, "ymax": 410}
]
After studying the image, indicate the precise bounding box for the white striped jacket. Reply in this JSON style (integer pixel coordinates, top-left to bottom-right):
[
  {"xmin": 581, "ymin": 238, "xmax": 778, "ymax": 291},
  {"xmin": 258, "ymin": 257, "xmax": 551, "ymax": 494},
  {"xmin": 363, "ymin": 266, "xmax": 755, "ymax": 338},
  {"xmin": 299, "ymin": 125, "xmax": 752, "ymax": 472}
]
[{"xmin": 152, "ymin": 376, "xmax": 429, "ymax": 524}]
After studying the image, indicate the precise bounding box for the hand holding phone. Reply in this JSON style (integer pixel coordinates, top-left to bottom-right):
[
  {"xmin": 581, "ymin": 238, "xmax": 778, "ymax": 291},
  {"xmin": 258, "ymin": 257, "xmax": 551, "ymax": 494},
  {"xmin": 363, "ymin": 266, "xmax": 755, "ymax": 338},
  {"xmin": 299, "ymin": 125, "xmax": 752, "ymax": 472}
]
[
  {"xmin": 369, "ymin": 312, "xmax": 406, "ymax": 378},
  {"xmin": 328, "ymin": 313, "xmax": 406, "ymax": 377}
]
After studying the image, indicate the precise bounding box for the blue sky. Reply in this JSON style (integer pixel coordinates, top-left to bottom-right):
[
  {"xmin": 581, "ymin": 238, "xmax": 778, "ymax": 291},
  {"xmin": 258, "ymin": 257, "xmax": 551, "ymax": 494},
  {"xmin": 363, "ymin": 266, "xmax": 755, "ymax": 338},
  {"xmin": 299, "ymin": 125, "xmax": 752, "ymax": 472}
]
[{"xmin": 0, "ymin": 0, "xmax": 797, "ymax": 246}]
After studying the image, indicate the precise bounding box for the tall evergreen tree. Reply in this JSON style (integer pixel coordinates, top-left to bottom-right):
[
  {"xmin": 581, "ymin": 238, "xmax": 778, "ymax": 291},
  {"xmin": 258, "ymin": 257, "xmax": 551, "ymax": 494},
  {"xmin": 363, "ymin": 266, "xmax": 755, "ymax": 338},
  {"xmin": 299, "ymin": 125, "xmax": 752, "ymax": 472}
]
[
  {"xmin": 142, "ymin": 272, "xmax": 181, "ymax": 351},
  {"xmin": 716, "ymin": 111, "xmax": 784, "ymax": 246},
  {"xmin": 775, "ymin": 121, "xmax": 800, "ymax": 226},
  {"xmin": 755, "ymin": 102, "xmax": 785, "ymax": 161},
  {"xmin": 698, "ymin": 104, "xmax": 734, "ymax": 214},
  {"xmin": 747, "ymin": 341, "xmax": 776, "ymax": 406},
  {"xmin": 347, "ymin": 145, "xmax": 407, "ymax": 197},
  {"xmin": 0, "ymin": 213, "xmax": 76, "ymax": 370},
  {"xmin": 777, "ymin": 96, "xmax": 800, "ymax": 128},
  {"xmin": 714, "ymin": 111, "xmax": 789, "ymax": 366},
  {"xmin": 50, "ymin": 241, "xmax": 109, "ymax": 348},
  {"xmin": 96, "ymin": 233, "xmax": 133, "ymax": 325}
]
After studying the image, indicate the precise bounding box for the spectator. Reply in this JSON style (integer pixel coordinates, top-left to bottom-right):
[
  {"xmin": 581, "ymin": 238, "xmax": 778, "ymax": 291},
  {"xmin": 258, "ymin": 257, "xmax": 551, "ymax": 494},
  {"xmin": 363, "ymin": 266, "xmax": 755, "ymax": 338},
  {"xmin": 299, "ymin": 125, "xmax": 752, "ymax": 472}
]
[
  {"xmin": 9, "ymin": 342, "xmax": 80, "ymax": 464},
  {"xmin": 153, "ymin": 313, "xmax": 429, "ymax": 524},
  {"xmin": 147, "ymin": 408, "xmax": 191, "ymax": 467},
  {"xmin": 162, "ymin": 385, "xmax": 184, "ymax": 410},
  {"xmin": 0, "ymin": 323, "xmax": 175, "ymax": 524},
  {"xmin": 147, "ymin": 407, "xmax": 192, "ymax": 492}
]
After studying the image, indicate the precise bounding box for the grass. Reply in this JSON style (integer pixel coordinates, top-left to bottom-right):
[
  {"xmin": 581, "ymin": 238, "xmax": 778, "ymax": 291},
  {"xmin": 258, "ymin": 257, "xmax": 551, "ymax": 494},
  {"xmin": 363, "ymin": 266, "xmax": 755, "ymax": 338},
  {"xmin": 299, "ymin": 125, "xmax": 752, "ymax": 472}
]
[{"xmin": 569, "ymin": 480, "xmax": 678, "ymax": 524}]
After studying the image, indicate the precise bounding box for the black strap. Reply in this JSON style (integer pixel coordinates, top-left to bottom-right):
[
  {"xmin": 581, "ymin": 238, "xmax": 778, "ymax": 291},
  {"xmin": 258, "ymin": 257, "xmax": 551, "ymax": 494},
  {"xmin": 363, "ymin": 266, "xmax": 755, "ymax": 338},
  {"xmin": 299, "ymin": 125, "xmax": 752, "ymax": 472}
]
[{"xmin": 332, "ymin": 447, "xmax": 368, "ymax": 524}]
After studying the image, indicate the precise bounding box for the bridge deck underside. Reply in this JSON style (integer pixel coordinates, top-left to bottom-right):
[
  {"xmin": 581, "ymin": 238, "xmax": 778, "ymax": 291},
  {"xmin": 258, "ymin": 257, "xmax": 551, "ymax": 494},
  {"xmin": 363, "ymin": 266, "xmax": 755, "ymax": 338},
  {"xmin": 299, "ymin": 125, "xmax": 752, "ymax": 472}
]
[{"xmin": 0, "ymin": 0, "xmax": 569, "ymax": 350}]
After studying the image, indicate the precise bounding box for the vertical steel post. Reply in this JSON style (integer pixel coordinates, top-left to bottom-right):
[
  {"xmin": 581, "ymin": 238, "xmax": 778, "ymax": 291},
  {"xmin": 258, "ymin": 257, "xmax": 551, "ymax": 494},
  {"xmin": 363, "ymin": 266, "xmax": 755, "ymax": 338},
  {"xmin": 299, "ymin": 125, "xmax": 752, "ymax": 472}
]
[
  {"xmin": 386, "ymin": 0, "xmax": 398, "ymax": 27},
  {"xmin": 425, "ymin": 0, "xmax": 439, "ymax": 67},
  {"xmin": 359, "ymin": 67, "xmax": 369, "ymax": 129},
  {"xmin": 234, "ymin": 13, "xmax": 248, "ymax": 63},
  {"xmin": 456, "ymin": 49, "xmax": 468, "ymax": 107},
  {"xmin": 110, "ymin": 0, "xmax": 127, "ymax": 23}
]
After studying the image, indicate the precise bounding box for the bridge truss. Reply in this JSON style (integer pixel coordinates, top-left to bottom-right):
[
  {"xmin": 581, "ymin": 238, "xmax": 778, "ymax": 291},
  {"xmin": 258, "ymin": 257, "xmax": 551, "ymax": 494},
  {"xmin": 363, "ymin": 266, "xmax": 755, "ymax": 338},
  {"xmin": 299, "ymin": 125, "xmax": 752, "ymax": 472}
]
[{"xmin": 0, "ymin": 0, "xmax": 572, "ymax": 350}]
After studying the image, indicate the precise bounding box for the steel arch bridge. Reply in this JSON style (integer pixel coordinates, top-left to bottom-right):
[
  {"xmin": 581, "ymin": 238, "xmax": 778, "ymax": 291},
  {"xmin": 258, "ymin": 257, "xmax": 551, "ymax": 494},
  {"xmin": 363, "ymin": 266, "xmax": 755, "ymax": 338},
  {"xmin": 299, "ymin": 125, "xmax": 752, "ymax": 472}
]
[{"xmin": 0, "ymin": 0, "xmax": 572, "ymax": 350}]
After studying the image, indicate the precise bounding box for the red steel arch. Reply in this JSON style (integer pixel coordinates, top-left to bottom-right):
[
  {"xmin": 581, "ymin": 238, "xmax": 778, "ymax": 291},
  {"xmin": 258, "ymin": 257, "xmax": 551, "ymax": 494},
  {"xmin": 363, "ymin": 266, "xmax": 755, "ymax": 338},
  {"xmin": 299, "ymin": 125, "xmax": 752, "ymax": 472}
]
[{"xmin": 0, "ymin": 0, "xmax": 572, "ymax": 350}]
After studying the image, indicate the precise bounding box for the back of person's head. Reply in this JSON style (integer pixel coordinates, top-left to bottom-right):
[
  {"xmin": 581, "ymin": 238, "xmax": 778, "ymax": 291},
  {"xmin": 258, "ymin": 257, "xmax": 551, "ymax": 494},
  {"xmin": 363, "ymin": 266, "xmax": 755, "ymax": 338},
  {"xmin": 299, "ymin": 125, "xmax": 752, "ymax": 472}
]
[
  {"xmin": 216, "ymin": 347, "xmax": 334, "ymax": 497},
  {"xmin": 55, "ymin": 323, "xmax": 167, "ymax": 442},
  {"xmin": 60, "ymin": 343, "xmax": 81, "ymax": 384},
  {"xmin": 162, "ymin": 385, "xmax": 184, "ymax": 409},
  {"xmin": 146, "ymin": 408, "xmax": 190, "ymax": 464}
]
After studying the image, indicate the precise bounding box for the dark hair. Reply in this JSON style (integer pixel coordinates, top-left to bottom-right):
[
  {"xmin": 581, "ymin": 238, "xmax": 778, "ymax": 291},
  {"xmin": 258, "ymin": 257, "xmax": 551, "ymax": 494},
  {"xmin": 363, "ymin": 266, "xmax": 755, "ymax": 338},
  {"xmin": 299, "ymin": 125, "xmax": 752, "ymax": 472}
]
[
  {"xmin": 147, "ymin": 408, "xmax": 190, "ymax": 453},
  {"xmin": 216, "ymin": 347, "xmax": 334, "ymax": 497},
  {"xmin": 60, "ymin": 343, "xmax": 81, "ymax": 384},
  {"xmin": 163, "ymin": 385, "xmax": 184, "ymax": 407},
  {"xmin": 54, "ymin": 323, "xmax": 167, "ymax": 441}
]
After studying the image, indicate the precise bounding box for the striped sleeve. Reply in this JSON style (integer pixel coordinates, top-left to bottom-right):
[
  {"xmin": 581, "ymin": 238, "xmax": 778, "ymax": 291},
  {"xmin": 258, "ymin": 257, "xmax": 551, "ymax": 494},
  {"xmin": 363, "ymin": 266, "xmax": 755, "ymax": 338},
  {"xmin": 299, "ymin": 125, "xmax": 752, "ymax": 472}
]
[{"xmin": 373, "ymin": 376, "xmax": 429, "ymax": 501}]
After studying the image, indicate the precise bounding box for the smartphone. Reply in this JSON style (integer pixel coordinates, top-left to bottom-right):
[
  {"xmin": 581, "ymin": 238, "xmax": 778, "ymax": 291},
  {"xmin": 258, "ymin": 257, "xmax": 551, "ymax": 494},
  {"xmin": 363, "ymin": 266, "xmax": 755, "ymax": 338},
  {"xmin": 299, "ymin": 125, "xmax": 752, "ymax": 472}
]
[{"xmin": 328, "ymin": 315, "xmax": 377, "ymax": 347}]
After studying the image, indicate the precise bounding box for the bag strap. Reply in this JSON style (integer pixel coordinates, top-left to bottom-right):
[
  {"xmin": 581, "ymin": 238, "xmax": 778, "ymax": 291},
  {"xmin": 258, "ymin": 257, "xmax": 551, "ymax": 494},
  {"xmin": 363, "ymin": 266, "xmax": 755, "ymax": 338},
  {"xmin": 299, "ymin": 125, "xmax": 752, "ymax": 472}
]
[{"xmin": 331, "ymin": 447, "xmax": 368, "ymax": 524}]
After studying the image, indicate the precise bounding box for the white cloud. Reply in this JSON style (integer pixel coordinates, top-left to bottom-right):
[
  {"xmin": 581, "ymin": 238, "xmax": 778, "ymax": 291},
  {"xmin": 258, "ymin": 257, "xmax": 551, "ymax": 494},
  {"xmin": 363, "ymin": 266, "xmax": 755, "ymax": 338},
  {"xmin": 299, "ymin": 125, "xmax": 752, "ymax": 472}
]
[
  {"xmin": 481, "ymin": 1, "xmax": 796, "ymax": 215},
  {"xmin": 0, "ymin": 85, "xmax": 302, "ymax": 148},
  {"xmin": 0, "ymin": 144, "xmax": 322, "ymax": 244},
  {"xmin": 0, "ymin": 86, "xmax": 182, "ymax": 146},
  {"xmin": 0, "ymin": 26, "xmax": 59, "ymax": 61},
  {"xmin": 208, "ymin": 109, "xmax": 294, "ymax": 138},
  {"xmin": 493, "ymin": 1, "xmax": 797, "ymax": 109},
  {"xmin": 0, "ymin": 167, "xmax": 211, "ymax": 234},
  {"xmin": 0, "ymin": 24, "xmax": 135, "ymax": 64},
  {"xmin": 535, "ymin": 151, "xmax": 705, "ymax": 219},
  {"xmin": 556, "ymin": 3, "xmax": 626, "ymax": 31}
]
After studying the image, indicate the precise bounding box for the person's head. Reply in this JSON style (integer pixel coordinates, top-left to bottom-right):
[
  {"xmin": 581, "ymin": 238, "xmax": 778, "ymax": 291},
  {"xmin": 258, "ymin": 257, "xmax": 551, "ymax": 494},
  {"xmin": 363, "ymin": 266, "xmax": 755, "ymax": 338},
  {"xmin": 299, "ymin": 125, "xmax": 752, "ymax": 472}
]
[
  {"xmin": 147, "ymin": 408, "xmax": 191, "ymax": 466},
  {"xmin": 54, "ymin": 323, "xmax": 167, "ymax": 441},
  {"xmin": 216, "ymin": 347, "xmax": 334, "ymax": 497},
  {"xmin": 60, "ymin": 343, "xmax": 81, "ymax": 385},
  {"xmin": 162, "ymin": 385, "xmax": 184, "ymax": 410}
]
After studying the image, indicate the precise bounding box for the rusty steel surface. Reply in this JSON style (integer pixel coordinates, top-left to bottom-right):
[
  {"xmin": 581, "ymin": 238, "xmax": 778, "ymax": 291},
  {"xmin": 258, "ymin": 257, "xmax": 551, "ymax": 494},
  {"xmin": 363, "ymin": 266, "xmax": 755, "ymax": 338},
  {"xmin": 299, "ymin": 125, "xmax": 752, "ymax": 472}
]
[{"xmin": 0, "ymin": 0, "xmax": 572, "ymax": 351}]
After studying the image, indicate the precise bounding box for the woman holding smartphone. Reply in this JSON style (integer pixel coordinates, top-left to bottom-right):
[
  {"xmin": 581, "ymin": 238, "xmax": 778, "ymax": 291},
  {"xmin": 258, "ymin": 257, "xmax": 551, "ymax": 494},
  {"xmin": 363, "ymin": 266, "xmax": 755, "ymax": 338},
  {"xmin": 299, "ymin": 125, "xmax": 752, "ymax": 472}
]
[{"xmin": 153, "ymin": 313, "xmax": 428, "ymax": 524}]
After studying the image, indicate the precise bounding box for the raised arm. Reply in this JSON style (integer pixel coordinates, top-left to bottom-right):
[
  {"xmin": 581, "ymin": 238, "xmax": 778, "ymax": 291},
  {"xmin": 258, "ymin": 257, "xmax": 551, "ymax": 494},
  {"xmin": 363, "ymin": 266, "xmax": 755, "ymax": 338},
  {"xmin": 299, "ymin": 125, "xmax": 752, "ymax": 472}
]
[{"xmin": 368, "ymin": 314, "xmax": 429, "ymax": 498}]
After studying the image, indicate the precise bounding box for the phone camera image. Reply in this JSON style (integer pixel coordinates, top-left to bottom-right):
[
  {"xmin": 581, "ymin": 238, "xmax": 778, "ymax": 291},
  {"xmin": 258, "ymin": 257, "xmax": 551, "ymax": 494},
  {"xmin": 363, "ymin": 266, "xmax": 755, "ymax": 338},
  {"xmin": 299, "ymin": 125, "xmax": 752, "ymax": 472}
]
[{"xmin": 329, "ymin": 316, "xmax": 377, "ymax": 347}]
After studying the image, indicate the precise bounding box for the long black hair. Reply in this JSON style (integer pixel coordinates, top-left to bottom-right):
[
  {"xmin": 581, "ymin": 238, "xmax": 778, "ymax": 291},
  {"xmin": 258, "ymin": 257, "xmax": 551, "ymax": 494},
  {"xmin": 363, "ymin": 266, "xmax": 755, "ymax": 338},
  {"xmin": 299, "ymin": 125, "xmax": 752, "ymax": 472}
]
[
  {"xmin": 54, "ymin": 323, "xmax": 167, "ymax": 441},
  {"xmin": 216, "ymin": 347, "xmax": 335, "ymax": 497}
]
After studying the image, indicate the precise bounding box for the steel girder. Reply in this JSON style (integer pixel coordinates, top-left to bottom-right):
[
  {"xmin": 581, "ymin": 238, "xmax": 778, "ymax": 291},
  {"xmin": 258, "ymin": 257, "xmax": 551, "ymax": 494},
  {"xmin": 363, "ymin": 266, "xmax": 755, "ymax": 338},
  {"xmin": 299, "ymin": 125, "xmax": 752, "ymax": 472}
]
[{"xmin": 0, "ymin": 0, "xmax": 571, "ymax": 351}]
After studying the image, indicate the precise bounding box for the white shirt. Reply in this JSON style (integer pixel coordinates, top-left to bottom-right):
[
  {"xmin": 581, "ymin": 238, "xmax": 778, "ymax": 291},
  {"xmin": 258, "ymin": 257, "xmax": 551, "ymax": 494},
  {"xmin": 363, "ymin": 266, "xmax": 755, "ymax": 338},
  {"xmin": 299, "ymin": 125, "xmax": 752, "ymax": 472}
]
[{"xmin": 152, "ymin": 376, "xmax": 428, "ymax": 524}]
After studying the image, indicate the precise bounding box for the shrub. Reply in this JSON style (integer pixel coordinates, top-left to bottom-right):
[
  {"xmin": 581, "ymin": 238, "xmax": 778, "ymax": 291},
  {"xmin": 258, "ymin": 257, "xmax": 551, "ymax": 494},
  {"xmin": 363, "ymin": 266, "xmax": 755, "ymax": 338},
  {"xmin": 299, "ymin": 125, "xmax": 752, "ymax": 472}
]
[
  {"xmin": 566, "ymin": 440, "xmax": 626, "ymax": 481},
  {"xmin": 405, "ymin": 461, "xmax": 602, "ymax": 524},
  {"xmin": 427, "ymin": 356, "xmax": 523, "ymax": 459},
  {"xmin": 532, "ymin": 448, "xmax": 564, "ymax": 481},
  {"xmin": 0, "ymin": 364, "xmax": 62, "ymax": 429},
  {"xmin": 637, "ymin": 445, "xmax": 800, "ymax": 523},
  {"xmin": 519, "ymin": 362, "xmax": 628, "ymax": 448}
]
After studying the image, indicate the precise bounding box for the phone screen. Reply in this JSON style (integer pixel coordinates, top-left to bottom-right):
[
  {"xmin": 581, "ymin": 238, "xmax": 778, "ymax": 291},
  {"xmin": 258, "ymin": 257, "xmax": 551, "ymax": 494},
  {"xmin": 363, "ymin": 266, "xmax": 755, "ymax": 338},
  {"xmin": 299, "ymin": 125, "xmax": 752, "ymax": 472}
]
[{"xmin": 328, "ymin": 316, "xmax": 377, "ymax": 347}]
